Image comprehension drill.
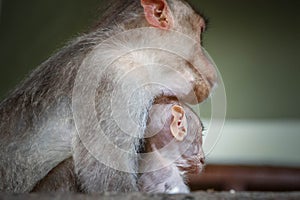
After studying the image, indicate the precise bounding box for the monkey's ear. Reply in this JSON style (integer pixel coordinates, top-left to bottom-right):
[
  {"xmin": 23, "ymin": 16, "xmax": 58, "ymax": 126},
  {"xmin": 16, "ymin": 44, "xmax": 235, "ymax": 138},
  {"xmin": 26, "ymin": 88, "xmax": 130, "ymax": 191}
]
[
  {"xmin": 141, "ymin": 0, "xmax": 174, "ymax": 30},
  {"xmin": 170, "ymin": 105, "xmax": 188, "ymax": 141}
]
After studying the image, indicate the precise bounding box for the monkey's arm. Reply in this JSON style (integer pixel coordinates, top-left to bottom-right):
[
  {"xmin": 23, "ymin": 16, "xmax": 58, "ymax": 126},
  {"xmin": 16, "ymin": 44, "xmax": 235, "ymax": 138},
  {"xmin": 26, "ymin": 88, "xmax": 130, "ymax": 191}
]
[{"xmin": 31, "ymin": 158, "xmax": 77, "ymax": 192}]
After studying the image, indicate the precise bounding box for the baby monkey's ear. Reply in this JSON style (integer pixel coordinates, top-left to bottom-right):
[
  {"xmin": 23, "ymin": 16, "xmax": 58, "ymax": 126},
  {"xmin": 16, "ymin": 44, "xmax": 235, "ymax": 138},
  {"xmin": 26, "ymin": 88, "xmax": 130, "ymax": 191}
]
[{"xmin": 170, "ymin": 105, "xmax": 188, "ymax": 141}]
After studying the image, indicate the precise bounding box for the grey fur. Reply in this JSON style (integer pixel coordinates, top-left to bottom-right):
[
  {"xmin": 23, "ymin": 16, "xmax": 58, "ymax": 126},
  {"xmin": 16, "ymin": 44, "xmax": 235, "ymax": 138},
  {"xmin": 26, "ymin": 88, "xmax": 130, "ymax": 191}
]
[
  {"xmin": 0, "ymin": 0, "xmax": 214, "ymax": 193},
  {"xmin": 32, "ymin": 102, "xmax": 205, "ymax": 193},
  {"xmin": 31, "ymin": 158, "xmax": 77, "ymax": 192}
]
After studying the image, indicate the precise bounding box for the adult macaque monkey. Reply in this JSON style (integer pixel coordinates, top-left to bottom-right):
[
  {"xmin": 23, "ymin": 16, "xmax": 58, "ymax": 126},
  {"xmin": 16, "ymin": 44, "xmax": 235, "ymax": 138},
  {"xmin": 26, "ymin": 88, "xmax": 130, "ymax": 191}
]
[{"xmin": 0, "ymin": 0, "xmax": 216, "ymax": 193}]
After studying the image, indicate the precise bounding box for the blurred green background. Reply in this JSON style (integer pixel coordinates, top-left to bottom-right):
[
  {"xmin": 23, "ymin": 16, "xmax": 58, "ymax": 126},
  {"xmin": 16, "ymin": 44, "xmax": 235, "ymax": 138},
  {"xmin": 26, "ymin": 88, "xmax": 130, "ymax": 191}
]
[{"xmin": 0, "ymin": 0, "xmax": 299, "ymax": 166}]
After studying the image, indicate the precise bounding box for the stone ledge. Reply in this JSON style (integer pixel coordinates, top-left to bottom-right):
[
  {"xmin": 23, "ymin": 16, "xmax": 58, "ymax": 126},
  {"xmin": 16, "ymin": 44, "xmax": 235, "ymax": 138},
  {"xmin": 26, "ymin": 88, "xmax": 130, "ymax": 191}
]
[{"xmin": 1, "ymin": 192, "xmax": 300, "ymax": 200}]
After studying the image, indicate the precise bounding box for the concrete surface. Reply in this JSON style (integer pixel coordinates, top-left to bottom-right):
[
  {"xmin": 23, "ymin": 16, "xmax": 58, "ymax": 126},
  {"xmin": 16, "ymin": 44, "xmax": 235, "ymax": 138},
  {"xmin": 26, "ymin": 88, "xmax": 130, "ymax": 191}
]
[{"xmin": 1, "ymin": 192, "xmax": 300, "ymax": 200}]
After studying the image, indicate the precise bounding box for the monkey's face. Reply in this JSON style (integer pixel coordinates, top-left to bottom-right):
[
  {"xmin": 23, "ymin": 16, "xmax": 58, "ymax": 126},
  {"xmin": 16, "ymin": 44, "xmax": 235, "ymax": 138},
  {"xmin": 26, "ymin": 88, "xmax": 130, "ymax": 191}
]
[
  {"xmin": 139, "ymin": 0, "xmax": 217, "ymax": 104},
  {"xmin": 175, "ymin": 104, "xmax": 205, "ymax": 175},
  {"xmin": 145, "ymin": 102, "xmax": 205, "ymax": 174},
  {"xmin": 170, "ymin": 0, "xmax": 217, "ymax": 104}
]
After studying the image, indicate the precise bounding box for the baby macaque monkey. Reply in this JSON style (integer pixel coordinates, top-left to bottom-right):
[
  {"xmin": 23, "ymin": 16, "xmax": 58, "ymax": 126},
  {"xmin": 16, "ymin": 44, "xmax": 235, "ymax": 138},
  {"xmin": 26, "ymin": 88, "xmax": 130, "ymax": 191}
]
[{"xmin": 138, "ymin": 100, "xmax": 205, "ymax": 193}]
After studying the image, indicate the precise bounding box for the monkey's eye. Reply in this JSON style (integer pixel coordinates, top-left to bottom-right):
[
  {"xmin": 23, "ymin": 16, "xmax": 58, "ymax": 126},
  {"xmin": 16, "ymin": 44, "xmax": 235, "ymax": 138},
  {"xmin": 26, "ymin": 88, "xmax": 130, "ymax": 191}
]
[
  {"xmin": 200, "ymin": 120, "xmax": 205, "ymax": 131},
  {"xmin": 201, "ymin": 26, "xmax": 205, "ymax": 33},
  {"xmin": 200, "ymin": 16, "xmax": 209, "ymax": 46},
  {"xmin": 200, "ymin": 121, "xmax": 206, "ymax": 137},
  {"xmin": 200, "ymin": 25, "xmax": 208, "ymax": 46},
  {"xmin": 200, "ymin": 30, "xmax": 205, "ymax": 46}
]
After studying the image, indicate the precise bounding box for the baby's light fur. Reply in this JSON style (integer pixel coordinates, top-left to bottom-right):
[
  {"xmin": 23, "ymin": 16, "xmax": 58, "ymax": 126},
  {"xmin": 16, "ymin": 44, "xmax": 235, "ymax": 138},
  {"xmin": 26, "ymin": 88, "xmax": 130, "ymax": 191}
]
[{"xmin": 138, "ymin": 102, "xmax": 205, "ymax": 193}]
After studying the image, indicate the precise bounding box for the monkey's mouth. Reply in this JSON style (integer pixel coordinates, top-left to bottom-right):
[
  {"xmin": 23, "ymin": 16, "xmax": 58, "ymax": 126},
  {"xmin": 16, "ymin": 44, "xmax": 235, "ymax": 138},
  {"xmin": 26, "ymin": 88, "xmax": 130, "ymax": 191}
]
[
  {"xmin": 153, "ymin": 95, "xmax": 179, "ymax": 104},
  {"xmin": 154, "ymin": 80, "xmax": 211, "ymax": 105},
  {"xmin": 176, "ymin": 156, "xmax": 205, "ymax": 175},
  {"xmin": 183, "ymin": 61, "xmax": 214, "ymax": 104},
  {"xmin": 177, "ymin": 164, "xmax": 203, "ymax": 175}
]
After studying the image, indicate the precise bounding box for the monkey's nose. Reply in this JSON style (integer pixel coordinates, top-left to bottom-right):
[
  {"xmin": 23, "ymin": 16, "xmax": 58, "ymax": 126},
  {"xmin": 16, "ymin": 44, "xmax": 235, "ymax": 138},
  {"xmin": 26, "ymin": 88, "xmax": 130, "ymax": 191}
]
[{"xmin": 200, "ymin": 157, "xmax": 205, "ymax": 165}]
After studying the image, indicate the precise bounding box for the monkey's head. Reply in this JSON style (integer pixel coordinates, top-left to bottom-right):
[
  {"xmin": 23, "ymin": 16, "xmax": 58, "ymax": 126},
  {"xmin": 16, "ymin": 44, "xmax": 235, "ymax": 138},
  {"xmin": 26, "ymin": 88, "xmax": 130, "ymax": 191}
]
[
  {"xmin": 145, "ymin": 101, "xmax": 205, "ymax": 174},
  {"xmin": 140, "ymin": 0, "xmax": 217, "ymax": 104},
  {"xmin": 90, "ymin": 0, "xmax": 217, "ymax": 105}
]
